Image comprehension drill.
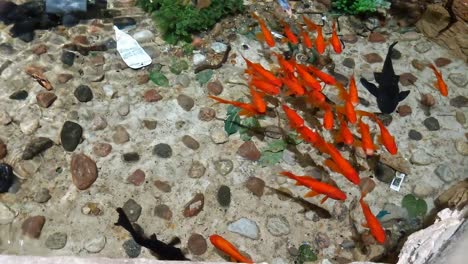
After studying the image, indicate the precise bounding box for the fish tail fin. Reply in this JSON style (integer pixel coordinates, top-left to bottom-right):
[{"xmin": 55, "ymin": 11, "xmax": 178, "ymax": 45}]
[
  {"xmin": 389, "ymin": 41, "xmax": 398, "ymax": 51},
  {"xmin": 208, "ymin": 95, "xmax": 230, "ymax": 105},
  {"xmin": 279, "ymin": 171, "xmax": 295, "ymax": 180}
]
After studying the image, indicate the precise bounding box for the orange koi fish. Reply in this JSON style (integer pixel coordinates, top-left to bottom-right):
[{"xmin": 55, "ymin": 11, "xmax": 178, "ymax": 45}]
[
  {"xmin": 323, "ymin": 109, "xmax": 334, "ymax": 130},
  {"xmin": 251, "ymin": 12, "xmax": 275, "ymax": 48},
  {"xmin": 295, "ymin": 64, "xmax": 322, "ymax": 91},
  {"xmin": 330, "ymin": 21, "xmax": 342, "ymax": 54},
  {"xmin": 273, "ymin": 53, "xmax": 295, "ymax": 74},
  {"xmin": 349, "ymin": 75, "xmax": 359, "ymax": 106},
  {"xmin": 357, "ymin": 119, "xmax": 375, "ymax": 156},
  {"xmin": 243, "ymin": 57, "xmax": 282, "ymax": 87},
  {"xmin": 280, "ymin": 20, "xmax": 298, "ymax": 45},
  {"xmin": 334, "ymin": 114, "xmax": 354, "ymax": 145},
  {"xmin": 300, "ymin": 29, "xmax": 313, "ymax": 49},
  {"xmin": 359, "ymin": 196, "xmax": 386, "ymax": 244},
  {"xmin": 307, "ymin": 90, "xmax": 326, "ymax": 104},
  {"xmin": 356, "ymin": 110, "xmax": 397, "ymax": 155},
  {"xmin": 307, "ymin": 65, "xmax": 336, "ymax": 85},
  {"xmin": 281, "ymin": 75, "xmax": 305, "ymax": 96},
  {"xmin": 280, "ymin": 171, "xmax": 347, "ymax": 203},
  {"xmin": 428, "ymin": 64, "xmax": 448, "ymax": 97},
  {"xmin": 209, "ymin": 235, "xmax": 254, "ymax": 263},
  {"xmin": 302, "ymin": 15, "xmax": 319, "ymax": 31},
  {"xmin": 250, "ymin": 78, "xmax": 281, "ymax": 95},
  {"xmin": 297, "ymin": 126, "xmax": 320, "ymax": 145},
  {"xmin": 325, "ymin": 143, "xmax": 360, "ymax": 185},
  {"xmin": 282, "ymin": 104, "xmax": 305, "ymax": 130},
  {"xmin": 208, "ymin": 96, "xmax": 261, "ymax": 117},
  {"xmin": 343, "ymin": 100, "xmax": 357, "ymax": 124},
  {"xmin": 315, "ymin": 26, "xmax": 326, "ymax": 54},
  {"xmin": 249, "ymin": 85, "xmax": 267, "ymax": 114}
]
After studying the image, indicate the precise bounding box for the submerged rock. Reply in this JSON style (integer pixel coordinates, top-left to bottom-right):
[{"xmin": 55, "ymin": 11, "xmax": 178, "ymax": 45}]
[
  {"xmin": 266, "ymin": 215, "xmax": 290, "ymax": 236},
  {"xmin": 183, "ymin": 193, "xmax": 204, "ymax": 217},
  {"xmin": 45, "ymin": 232, "xmax": 67, "ymax": 250},
  {"xmin": 228, "ymin": 217, "xmax": 259, "ymax": 239},
  {"xmin": 122, "ymin": 199, "xmax": 142, "ymax": 222},
  {"xmin": 21, "ymin": 215, "xmax": 46, "ymax": 238},
  {"xmin": 70, "ymin": 153, "xmax": 98, "ymax": 190},
  {"xmin": 0, "ymin": 163, "xmax": 14, "ymax": 193},
  {"xmin": 217, "ymin": 185, "xmax": 231, "ymax": 207},
  {"xmin": 187, "ymin": 233, "xmax": 207, "ymax": 255},
  {"xmin": 22, "ymin": 137, "xmax": 54, "ymax": 160}
]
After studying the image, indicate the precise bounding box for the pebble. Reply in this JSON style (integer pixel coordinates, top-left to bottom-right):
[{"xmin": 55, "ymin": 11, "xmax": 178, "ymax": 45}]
[
  {"xmin": 188, "ymin": 160, "xmax": 206, "ymax": 178},
  {"xmin": 342, "ymin": 58, "xmax": 355, "ymax": 68},
  {"xmin": 133, "ymin": 30, "xmax": 154, "ymax": 43},
  {"xmin": 193, "ymin": 53, "xmax": 207, "ymax": 66},
  {"xmin": 36, "ymin": 92, "xmax": 57, "ymax": 108},
  {"xmin": 434, "ymin": 164, "xmax": 456, "ymax": 182},
  {"xmin": 61, "ymin": 121, "xmax": 82, "ymax": 151},
  {"xmin": 266, "ymin": 215, "xmax": 290, "ymax": 236},
  {"xmin": 0, "ymin": 164, "xmax": 14, "ymax": 193},
  {"xmin": 152, "ymin": 143, "xmax": 172, "ymax": 158},
  {"xmin": 410, "ymin": 149, "xmax": 432, "ymax": 165},
  {"xmin": 374, "ymin": 162, "xmax": 395, "ymax": 184},
  {"xmin": 20, "ymin": 118, "xmax": 40, "ymax": 135},
  {"xmin": 413, "ymin": 184, "xmax": 434, "ymax": 197},
  {"xmin": 33, "ymin": 188, "xmax": 51, "ymax": 203},
  {"xmin": 368, "ymin": 32, "xmax": 386, "ymax": 43},
  {"xmin": 399, "ymin": 73, "xmax": 417, "ymax": 86},
  {"xmin": 363, "ymin": 53, "xmax": 383, "ymax": 63},
  {"xmin": 21, "ymin": 215, "xmax": 46, "ymax": 238},
  {"xmin": 421, "ymin": 94, "xmax": 436, "ymax": 107},
  {"xmin": 455, "ymin": 140, "xmax": 468, "ymax": 156},
  {"xmin": 177, "ymin": 94, "xmax": 195, "ymax": 111},
  {"xmin": 0, "ymin": 139, "xmax": 6, "ymax": 159},
  {"xmin": 9, "ymin": 90, "xmax": 28, "ymax": 100},
  {"xmin": 181, "ymin": 135, "xmax": 200, "ymax": 150},
  {"xmin": 91, "ymin": 116, "xmax": 107, "ymax": 131},
  {"xmin": 113, "ymin": 17, "xmax": 137, "ymax": 29},
  {"xmin": 228, "ymin": 217, "xmax": 259, "ymax": 239},
  {"xmin": 154, "ymin": 180, "xmax": 171, "ymax": 192},
  {"xmin": 123, "ymin": 152, "xmax": 140, "ymax": 163},
  {"xmin": 400, "ymin": 31, "xmax": 420, "ymax": 41},
  {"xmin": 211, "ymin": 42, "xmax": 228, "ymax": 53},
  {"xmin": 411, "ymin": 59, "xmax": 426, "ymax": 71},
  {"xmin": 434, "ymin": 57, "xmax": 452, "ymax": 67},
  {"xmin": 176, "ymin": 74, "xmax": 191, "ymax": 87},
  {"xmin": 237, "ymin": 141, "xmax": 261, "ymax": 161},
  {"xmin": 102, "ymin": 84, "xmax": 114, "ymax": 97},
  {"xmin": 74, "ymin": 85, "xmax": 93, "ymax": 102},
  {"xmin": 136, "ymin": 73, "xmax": 149, "ymax": 85},
  {"xmin": 333, "ymin": 72, "xmax": 349, "ymax": 86},
  {"xmin": 70, "ymin": 153, "xmax": 98, "ymax": 190},
  {"xmin": 85, "ymin": 235, "xmax": 106, "ymax": 253},
  {"xmin": 0, "ymin": 110, "xmax": 12, "ymax": 125},
  {"xmin": 391, "ymin": 48, "xmax": 402, "ymax": 60},
  {"xmin": 214, "ymin": 159, "xmax": 233, "ymax": 175},
  {"xmin": 81, "ymin": 202, "xmax": 102, "ymax": 216},
  {"xmin": 207, "ymin": 80, "xmax": 223, "ymax": 95},
  {"xmin": 456, "ymin": 111, "xmax": 466, "ymax": 125},
  {"xmin": 408, "ymin": 129, "xmax": 423, "ymax": 140},
  {"xmin": 127, "ymin": 169, "xmax": 145, "ymax": 186},
  {"xmin": 198, "ymin": 107, "xmax": 216, "ymax": 121},
  {"xmin": 282, "ymin": 149, "xmax": 296, "ymax": 165},
  {"xmin": 154, "ymin": 204, "xmax": 172, "ymax": 220},
  {"xmin": 359, "ymin": 177, "xmax": 376, "ymax": 196},
  {"xmin": 397, "ymin": 105, "xmax": 412, "ymax": 117},
  {"xmin": 22, "ymin": 137, "xmax": 54, "ymax": 160},
  {"xmin": 143, "ymin": 89, "xmax": 163, "ymax": 102},
  {"xmin": 210, "ymin": 128, "xmax": 228, "ymax": 144},
  {"xmin": 143, "ymin": 120, "xmax": 157, "ymax": 130},
  {"xmin": 117, "ymin": 103, "xmax": 130, "ymax": 116},
  {"xmin": 217, "ymin": 185, "xmax": 231, "ymax": 207},
  {"xmin": 92, "ymin": 143, "xmax": 112, "ymax": 157},
  {"xmin": 314, "ymin": 232, "xmax": 331, "ymax": 249},
  {"xmin": 341, "ymin": 34, "xmax": 357, "ymax": 43},
  {"xmin": 187, "ymin": 233, "xmax": 207, "ymax": 255},
  {"xmin": 32, "ymin": 44, "xmax": 48, "ymax": 55},
  {"xmin": 113, "ymin": 126, "xmax": 130, "ymax": 144},
  {"xmin": 423, "ymin": 117, "xmax": 440, "ymax": 131},
  {"xmin": 45, "ymin": 232, "xmax": 67, "ymax": 250},
  {"xmin": 61, "ymin": 51, "xmax": 75, "ymax": 66},
  {"xmin": 57, "ymin": 73, "xmax": 73, "ymax": 84},
  {"xmin": 245, "ymin": 177, "xmax": 265, "ymax": 197},
  {"xmin": 265, "ymin": 126, "xmax": 283, "ymax": 139},
  {"xmin": 122, "ymin": 199, "xmax": 142, "ymax": 222},
  {"xmin": 183, "ymin": 193, "xmax": 204, "ymax": 217},
  {"xmin": 0, "ymin": 202, "xmax": 15, "ymax": 224},
  {"xmin": 448, "ymin": 74, "xmax": 468, "ymax": 88},
  {"xmin": 415, "ymin": 42, "xmax": 432, "ymax": 53},
  {"xmin": 450, "ymin": 95, "xmax": 468, "ymax": 108}
]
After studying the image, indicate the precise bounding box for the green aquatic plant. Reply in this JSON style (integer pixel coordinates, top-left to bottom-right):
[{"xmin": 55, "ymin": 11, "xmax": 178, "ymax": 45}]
[
  {"xmin": 149, "ymin": 70, "xmax": 169, "ymax": 86},
  {"xmin": 296, "ymin": 243, "xmax": 317, "ymax": 263},
  {"xmin": 332, "ymin": 0, "xmax": 391, "ymax": 15},
  {"xmin": 137, "ymin": 0, "xmax": 244, "ymax": 44},
  {"xmin": 402, "ymin": 194, "xmax": 427, "ymax": 218}
]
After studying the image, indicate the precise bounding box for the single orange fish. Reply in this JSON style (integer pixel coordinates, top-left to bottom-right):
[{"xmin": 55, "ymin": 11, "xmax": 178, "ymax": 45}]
[
  {"xmin": 325, "ymin": 143, "xmax": 360, "ymax": 185},
  {"xmin": 357, "ymin": 119, "xmax": 375, "ymax": 156},
  {"xmin": 428, "ymin": 64, "xmax": 448, "ymax": 97},
  {"xmin": 343, "ymin": 100, "xmax": 357, "ymax": 124},
  {"xmin": 334, "ymin": 114, "xmax": 354, "ymax": 145},
  {"xmin": 359, "ymin": 196, "xmax": 386, "ymax": 244},
  {"xmin": 297, "ymin": 126, "xmax": 320, "ymax": 145},
  {"xmin": 208, "ymin": 95, "xmax": 261, "ymax": 117},
  {"xmin": 273, "ymin": 53, "xmax": 295, "ymax": 75},
  {"xmin": 302, "ymin": 15, "xmax": 319, "ymax": 31},
  {"xmin": 323, "ymin": 109, "xmax": 334, "ymax": 130},
  {"xmin": 281, "ymin": 75, "xmax": 306, "ymax": 96},
  {"xmin": 300, "ymin": 29, "xmax": 313, "ymax": 49},
  {"xmin": 280, "ymin": 20, "xmax": 299, "ymax": 45},
  {"xmin": 315, "ymin": 26, "xmax": 326, "ymax": 55},
  {"xmin": 330, "ymin": 20, "xmax": 342, "ymax": 54},
  {"xmin": 243, "ymin": 57, "xmax": 282, "ymax": 87},
  {"xmin": 307, "ymin": 65, "xmax": 336, "ymax": 85},
  {"xmin": 357, "ymin": 111, "xmax": 397, "ymax": 155},
  {"xmin": 282, "ymin": 104, "xmax": 305, "ymax": 130},
  {"xmin": 280, "ymin": 171, "xmax": 347, "ymax": 203},
  {"xmin": 295, "ymin": 64, "xmax": 322, "ymax": 91},
  {"xmin": 249, "ymin": 85, "xmax": 267, "ymax": 114},
  {"xmin": 252, "ymin": 12, "xmax": 275, "ymax": 48},
  {"xmin": 348, "ymin": 75, "xmax": 359, "ymax": 106},
  {"xmin": 250, "ymin": 78, "xmax": 281, "ymax": 96},
  {"xmin": 209, "ymin": 235, "xmax": 254, "ymax": 263},
  {"xmin": 307, "ymin": 90, "xmax": 326, "ymax": 104}
]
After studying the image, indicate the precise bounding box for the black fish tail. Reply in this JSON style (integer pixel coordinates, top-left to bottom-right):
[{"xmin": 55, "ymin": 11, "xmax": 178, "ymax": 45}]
[{"xmin": 115, "ymin": 208, "xmax": 138, "ymax": 236}]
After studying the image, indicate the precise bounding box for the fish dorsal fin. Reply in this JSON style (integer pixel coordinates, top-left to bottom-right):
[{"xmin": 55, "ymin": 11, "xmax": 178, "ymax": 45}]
[
  {"xmin": 374, "ymin": 72, "xmax": 384, "ymax": 84},
  {"xmin": 398, "ymin": 90, "xmax": 410, "ymax": 102}
]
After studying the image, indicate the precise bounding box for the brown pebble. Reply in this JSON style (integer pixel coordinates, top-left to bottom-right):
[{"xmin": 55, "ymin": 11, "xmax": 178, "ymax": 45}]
[
  {"xmin": 21, "ymin": 215, "xmax": 46, "ymax": 238},
  {"xmin": 70, "ymin": 153, "xmax": 98, "ymax": 190},
  {"xmin": 237, "ymin": 141, "xmax": 261, "ymax": 161},
  {"xmin": 143, "ymin": 120, "xmax": 157, "ymax": 130},
  {"xmin": 187, "ymin": 233, "xmax": 207, "ymax": 255},
  {"xmin": 36, "ymin": 92, "xmax": 57, "ymax": 108},
  {"xmin": 90, "ymin": 55, "xmax": 105, "ymax": 66},
  {"xmin": 177, "ymin": 94, "xmax": 195, "ymax": 111},
  {"xmin": 154, "ymin": 204, "xmax": 172, "ymax": 220},
  {"xmin": 24, "ymin": 65, "xmax": 46, "ymax": 76},
  {"xmin": 0, "ymin": 138, "xmax": 7, "ymax": 159},
  {"xmin": 32, "ymin": 44, "xmax": 47, "ymax": 55},
  {"xmin": 143, "ymin": 89, "xmax": 163, "ymax": 102},
  {"xmin": 183, "ymin": 193, "xmax": 204, "ymax": 217},
  {"xmin": 136, "ymin": 73, "xmax": 149, "ymax": 84},
  {"xmin": 421, "ymin": 94, "xmax": 436, "ymax": 107},
  {"xmin": 198, "ymin": 107, "xmax": 216, "ymax": 121},
  {"xmin": 182, "ymin": 135, "xmax": 200, "ymax": 150},
  {"xmin": 411, "ymin": 59, "xmax": 426, "ymax": 71},
  {"xmin": 245, "ymin": 177, "xmax": 265, "ymax": 197},
  {"xmin": 399, "ymin": 73, "xmax": 417, "ymax": 86},
  {"xmin": 93, "ymin": 143, "xmax": 112, "ymax": 157},
  {"xmin": 189, "ymin": 160, "xmax": 206, "ymax": 178},
  {"xmin": 434, "ymin": 57, "xmax": 452, "ymax": 67},
  {"xmin": 397, "ymin": 105, "xmax": 412, "ymax": 117},
  {"xmin": 73, "ymin": 35, "xmax": 89, "ymax": 45},
  {"xmin": 154, "ymin": 180, "xmax": 171, "ymax": 192},
  {"xmin": 207, "ymin": 80, "xmax": 223, "ymax": 95},
  {"xmin": 368, "ymin": 32, "xmax": 386, "ymax": 43},
  {"xmin": 342, "ymin": 34, "xmax": 358, "ymax": 43},
  {"xmin": 127, "ymin": 169, "xmax": 145, "ymax": 186},
  {"xmin": 57, "ymin": 73, "xmax": 73, "ymax": 84},
  {"xmin": 364, "ymin": 53, "xmax": 383, "ymax": 63}
]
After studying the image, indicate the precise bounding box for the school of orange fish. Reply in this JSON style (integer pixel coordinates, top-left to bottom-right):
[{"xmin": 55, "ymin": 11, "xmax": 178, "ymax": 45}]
[{"xmin": 208, "ymin": 13, "xmax": 448, "ymax": 262}]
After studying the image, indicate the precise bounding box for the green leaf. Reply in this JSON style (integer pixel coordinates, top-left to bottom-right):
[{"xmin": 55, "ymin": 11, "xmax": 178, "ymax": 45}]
[
  {"xmin": 224, "ymin": 112, "xmax": 241, "ymax": 135},
  {"xmin": 402, "ymin": 194, "xmax": 427, "ymax": 218},
  {"xmin": 169, "ymin": 59, "xmax": 189, "ymax": 74},
  {"xmin": 196, "ymin": 69, "xmax": 213, "ymax": 85},
  {"xmin": 226, "ymin": 104, "xmax": 241, "ymax": 116},
  {"xmin": 258, "ymin": 151, "xmax": 283, "ymax": 166},
  {"xmin": 265, "ymin": 139, "xmax": 287, "ymax": 153},
  {"xmin": 296, "ymin": 243, "xmax": 317, "ymax": 264},
  {"xmin": 286, "ymin": 131, "xmax": 303, "ymax": 145},
  {"xmin": 149, "ymin": 71, "xmax": 169, "ymax": 87},
  {"xmin": 239, "ymin": 117, "xmax": 261, "ymax": 141}
]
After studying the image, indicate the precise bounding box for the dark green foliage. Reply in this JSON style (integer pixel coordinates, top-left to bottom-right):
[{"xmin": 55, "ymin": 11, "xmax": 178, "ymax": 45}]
[
  {"xmin": 332, "ymin": 0, "xmax": 390, "ymax": 15},
  {"xmin": 137, "ymin": 0, "xmax": 244, "ymax": 44}
]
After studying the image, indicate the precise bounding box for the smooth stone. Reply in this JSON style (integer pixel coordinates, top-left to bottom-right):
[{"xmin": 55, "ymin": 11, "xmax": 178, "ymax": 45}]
[
  {"xmin": 36, "ymin": 92, "xmax": 57, "ymax": 108},
  {"xmin": 61, "ymin": 121, "xmax": 83, "ymax": 151},
  {"xmin": 21, "ymin": 215, "xmax": 46, "ymax": 238},
  {"xmin": 237, "ymin": 141, "xmax": 261, "ymax": 161},
  {"xmin": 314, "ymin": 232, "xmax": 331, "ymax": 249},
  {"xmin": 421, "ymin": 93, "xmax": 436, "ymax": 107},
  {"xmin": 177, "ymin": 94, "xmax": 195, "ymax": 111},
  {"xmin": 187, "ymin": 233, "xmax": 207, "ymax": 255},
  {"xmin": 214, "ymin": 159, "xmax": 233, "ymax": 175},
  {"xmin": 408, "ymin": 129, "xmax": 423, "ymax": 140},
  {"xmin": 414, "ymin": 42, "xmax": 431, "ymax": 53},
  {"xmin": 245, "ymin": 177, "xmax": 265, "ymax": 197},
  {"xmin": 342, "ymin": 58, "xmax": 355, "ymax": 68},
  {"xmin": 91, "ymin": 116, "xmax": 107, "ymax": 130},
  {"xmin": 122, "ymin": 199, "xmax": 142, "ymax": 222},
  {"xmin": 136, "ymin": 73, "xmax": 149, "ymax": 84},
  {"xmin": 217, "ymin": 185, "xmax": 231, "ymax": 207},
  {"xmin": 375, "ymin": 162, "xmax": 395, "ymax": 183},
  {"xmin": 102, "ymin": 84, "xmax": 114, "ymax": 97},
  {"xmin": 123, "ymin": 152, "xmax": 140, "ymax": 162},
  {"xmin": 176, "ymin": 74, "xmax": 190, "ymax": 87},
  {"xmin": 400, "ymin": 31, "xmax": 420, "ymax": 41},
  {"xmin": 22, "ymin": 137, "xmax": 54, "ymax": 160},
  {"xmin": 193, "ymin": 53, "xmax": 206, "ymax": 66},
  {"xmin": 413, "ymin": 184, "xmax": 435, "ymax": 198},
  {"xmin": 188, "ymin": 160, "xmax": 206, "ymax": 178},
  {"xmin": 143, "ymin": 89, "xmax": 162, "ymax": 102},
  {"xmin": 266, "ymin": 215, "xmax": 290, "ymax": 236},
  {"xmin": 74, "ymin": 85, "xmax": 93, "ymax": 102},
  {"xmin": 117, "ymin": 103, "xmax": 130, "ymax": 116},
  {"xmin": 61, "ymin": 51, "xmax": 75, "ymax": 66},
  {"xmin": 127, "ymin": 169, "xmax": 145, "ymax": 186},
  {"xmin": 450, "ymin": 95, "xmax": 468, "ymax": 108},
  {"xmin": 455, "ymin": 140, "xmax": 468, "ymax": 156},
  {"xmin": 9, "ymin": 90, "xmax": 28, "ymax": 100},
  {"xmin": 207, "ymin": 80, "xmax": 223, "ymax": 95},
  {"xmin": 143, "ymin": 120, "xmax": 157, "ymax": 130},
  {"xmin": 455, "ymin": 111, "xmax": 466, "ymax": 125},
  {"xmin": 399, "ymin": 73, "xmax": 417, "ymax": 86},
  {"xmin": 0, "ymin": 163, "xmax": 14, "ymax": 193},
  {"xmin": 368, "ymin": 32, "xmax": 386, "ymax": 43},
  {"xmin": 132, "ymin": 30, "xmax": 154, "ymax": 43},
  {"xmin": 198, "ymin": 107, "xmax": 216, "ymax": 121},
  {"xmin": 448, "ymin": 74, "xmax": 467, "ymax": 88},
  {"xmin": 363, "ymin": 53, "xmax": 383, "ymax": 63},
  {"xmin": 410, "ymin": 149, "xmax": 432, "ymax": 165},
  {"xmin": 397, "ymin": 105, "xmax": 412, "ymax": 117},
  {"xmin": 154, "ymin": 180, "xmax": 171, "ymax": 193},
  {"xmin": 33, "ymin": 188, "xmax": 51, "ymax": 203},
  {"xmin": 434, "ymin": 57, "xmax": 452, "ymax": 67},
  {"xmin": 181, "ymin": 135, "xmax": 200, "ymax": 150},
  {"xmin": 423, "ymin": 117, "xmax": 440, "ymax": 131},
  {"xmin": 57, "ymin": 73, "xmax": 73, "ymax": 84},
  {"xmin": 434, "ymin": 164, "xmax": 456, "ymax": 182},
  {"xmin": 154, "ymin": 204, "xmax": 172, "ymax": 220},
  {"xmin": 70, "ymin": 153, "xmax": 98, "ymax": 190},
  {"xmin": 341, "ymin": 34, "xmax": 357, "ymax": 43},
  {"xmin": 210, "ymin": 128, "xmax": 228, "ymax": 144},
  {"xmin": 45, "ymin": 232, "xmax": 67, "ymax": 250},
  {"xmin": 113, "ymin": 126, "xmax": 130, "ymax": 144},
  {"xmin": 210, "ymin": 42, "xmax": 227, "ymax": 53},
  {"xmin": 228, "ymin": 217, "xmax": 259, "ymax": 239},
  {"xmin": 123, "ymin": 239, "xmax": 141, "ymax": 258},
  {"xmin": 152, "ymin": 143, "xmax": 172, "ymax": 158},
  {"xmin": 183, "ymin": 193, "xmax": 204, "ymax": 217},
  {"xmin": 85, "ymin": 235, "xmax": 106, "ymax": 253},
  {"xmin": 92, "ymin": 143, "xmax": 112, "ymax": 157},
  {"xmin": 0, "ymin": 202, "xmax": 15, "ymax": 224}
]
